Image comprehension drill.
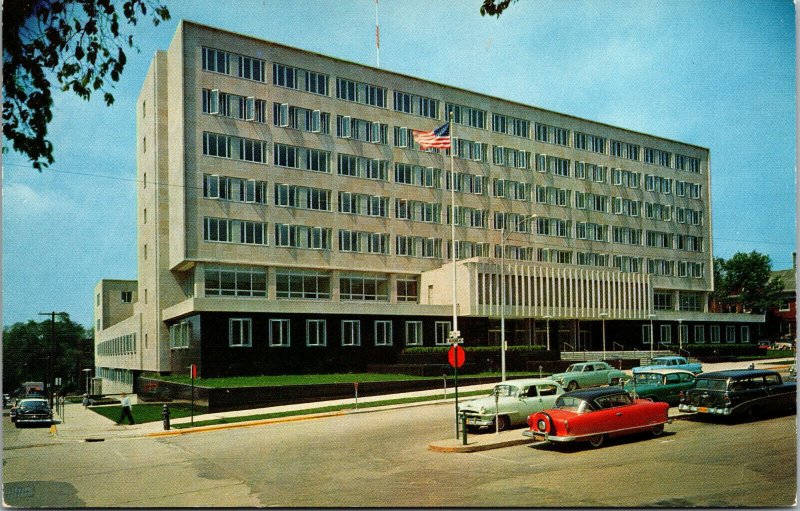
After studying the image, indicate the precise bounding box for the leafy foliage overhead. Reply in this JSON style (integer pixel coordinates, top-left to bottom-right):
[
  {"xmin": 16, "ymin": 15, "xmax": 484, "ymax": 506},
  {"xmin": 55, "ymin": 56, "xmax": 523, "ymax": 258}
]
[
  {"xmin": 3, "ymin": 0, "xmax": 170, "ymax": 170},
  {"xmin": 480, "ymin": 0, "xmax": 517, "ymax": 17},
  {"xmin": 713, "ymin": 251, "xmax": 784, "ymax": 313}
]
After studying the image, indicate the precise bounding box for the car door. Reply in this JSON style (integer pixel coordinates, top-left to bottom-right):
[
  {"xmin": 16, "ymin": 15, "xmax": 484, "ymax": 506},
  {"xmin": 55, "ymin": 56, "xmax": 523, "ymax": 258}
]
[
  {"xmin": 583, "ymin": 364, "xmax": 600, "ymax": 386},
  {"xmin": 591, "ymin": 394, "xmax": 641, "ymax": 434}
]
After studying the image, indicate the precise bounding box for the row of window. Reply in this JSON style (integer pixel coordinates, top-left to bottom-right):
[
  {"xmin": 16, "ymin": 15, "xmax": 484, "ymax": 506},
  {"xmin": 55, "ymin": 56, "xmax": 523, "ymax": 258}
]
[
  {"xmin": 203, "ymin": 266, "xmax": 420, "ymax": 302},
  {"xmin": 202, "ymin": 214, "xmax": 705, "ymax": 256},
  {"xmin": 97, "ymin": 333, "xmax": 137, "ymax": 356},
  {"xmin": 642, "ymin": 324, "xmax": 751, "ymax": 344},
  {"xmin": 201, "ymin": 127, "xmax": 704, "ymax": 202},
  {"xmin": 220, "ymin": 318, "xmax": 456, "ymax": 348},
  {"xmin": 201, "ymin": 47, "xmax": 703, "ymax": 173}
]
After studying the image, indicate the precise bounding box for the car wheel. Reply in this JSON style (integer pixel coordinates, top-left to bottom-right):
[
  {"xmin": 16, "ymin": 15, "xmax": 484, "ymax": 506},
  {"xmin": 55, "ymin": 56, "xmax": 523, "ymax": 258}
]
[
  {"xmin": 651, "ymin": 424, "xmax": 665, "ymax": 437},
  {"xmin": 495, "ymin": 415, "xmax": 510, "ymax": 431},
  {"xmin": 567, "ymin": 381, "xmax": 579, "ymax": 391},
  {"xmin": 588, "ymin": 434, "xmax": 605, "ymax": 448}
]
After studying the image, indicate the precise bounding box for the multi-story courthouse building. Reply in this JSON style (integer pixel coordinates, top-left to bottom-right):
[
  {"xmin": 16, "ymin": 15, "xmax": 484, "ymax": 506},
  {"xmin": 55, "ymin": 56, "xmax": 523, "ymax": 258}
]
[{"xmin": 94, "ymin": 20, "xmax": 762, "ymax": 391}]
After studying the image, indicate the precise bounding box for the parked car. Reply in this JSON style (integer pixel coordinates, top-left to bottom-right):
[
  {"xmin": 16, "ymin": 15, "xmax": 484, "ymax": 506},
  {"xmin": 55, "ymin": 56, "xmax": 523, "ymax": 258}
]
[
  {"xmin": 458, "ymin": 379, "xmax": 564, "ymax": 431},
  {"xmin": 622, "ymin": 369, "xmax": 695, "ymax": 406},
  {"xmin": 633, "ymin": 356, "xmax": 702, "ymax": 375},
  {"xmin": 678, "ymin": 369, "xmax": 796, "ymax": 419},
  {"xmin": 13, "ymin": 398, "xmax": 53, "ymax": 427},
  {"xmin": 548, "ymin": 361, "xmax": 627, "ymax": 391},
  {"xmin": 524, "ymin": 387, "xmax": 670, "ymax": 448}
]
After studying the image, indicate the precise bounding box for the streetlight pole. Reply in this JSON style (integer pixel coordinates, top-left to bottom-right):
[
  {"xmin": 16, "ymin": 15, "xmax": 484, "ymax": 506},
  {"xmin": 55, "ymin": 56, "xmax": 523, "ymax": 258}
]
[
  {"xmin": 544, "ymin": 315, "xmax": 552, "ymax": 351},
  {"xmin": 83, "ymin": 368, "xmax": 93, "ymax": 396},
  {"xmin": 648, "ymin": 313, "xmax": 657, "ymax": 361},
  {"xmin": 599, "ymin": 312, "xmax": 609, "ymax": 361},
  {"xmin": 499, "ymin": 214, "xmax": 536, "ymax": 382}
]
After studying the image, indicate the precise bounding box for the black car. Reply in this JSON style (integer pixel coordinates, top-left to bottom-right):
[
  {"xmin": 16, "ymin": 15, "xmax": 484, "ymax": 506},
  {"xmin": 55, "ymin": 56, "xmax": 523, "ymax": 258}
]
[
  {"xmin": 678, "ymin": 369, "xmax": 796, "ymax": 419},
  {"xmin": 13, "ymin": 398, "xmax": 53, "ymax": 427}
]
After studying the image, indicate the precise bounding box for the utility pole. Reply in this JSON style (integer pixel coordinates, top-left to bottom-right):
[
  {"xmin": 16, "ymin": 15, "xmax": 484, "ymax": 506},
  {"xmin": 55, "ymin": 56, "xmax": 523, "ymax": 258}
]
[{"xmin": 38, "ymin": 311, "xmax": 68, "ymax": 407}]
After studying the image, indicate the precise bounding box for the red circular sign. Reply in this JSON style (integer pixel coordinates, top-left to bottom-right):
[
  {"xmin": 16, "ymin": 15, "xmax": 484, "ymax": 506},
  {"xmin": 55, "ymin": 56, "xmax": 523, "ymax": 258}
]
[{"xmin": 448, "ymin": 345, "xmax": 466, "ymax": 368}]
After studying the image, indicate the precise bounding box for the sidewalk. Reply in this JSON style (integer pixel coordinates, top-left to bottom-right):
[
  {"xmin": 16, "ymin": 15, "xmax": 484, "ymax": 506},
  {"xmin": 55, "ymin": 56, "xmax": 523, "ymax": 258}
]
[{"xmin": 29, "ymin": 358, "xmax": 796, "ymax": 448}]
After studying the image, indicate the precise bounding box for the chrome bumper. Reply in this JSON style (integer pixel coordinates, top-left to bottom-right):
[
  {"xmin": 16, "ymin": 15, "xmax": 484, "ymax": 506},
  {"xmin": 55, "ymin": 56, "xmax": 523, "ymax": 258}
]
[{"xmin": 678, "ymin": 403, "xmax": 731, "ymax": 415}]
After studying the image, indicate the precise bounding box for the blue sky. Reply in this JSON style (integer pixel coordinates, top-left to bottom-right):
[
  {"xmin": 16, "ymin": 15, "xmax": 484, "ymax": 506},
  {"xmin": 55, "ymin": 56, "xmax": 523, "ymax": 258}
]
[{"xmin": 2, "ymin": 0, "xmax": 796, "ymax": 329}]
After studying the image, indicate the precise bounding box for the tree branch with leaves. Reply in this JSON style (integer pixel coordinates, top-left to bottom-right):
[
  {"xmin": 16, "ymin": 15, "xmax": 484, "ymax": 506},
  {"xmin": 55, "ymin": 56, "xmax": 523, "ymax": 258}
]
[{"xmin": 3, "ymin": 0, "xmax": 170, "ymax": 170}]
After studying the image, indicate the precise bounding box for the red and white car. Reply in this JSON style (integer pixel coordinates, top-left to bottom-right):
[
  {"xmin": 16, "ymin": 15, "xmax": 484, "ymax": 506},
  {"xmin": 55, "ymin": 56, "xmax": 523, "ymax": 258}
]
[{"xmin": 523, "ymin": 387, "xmax": 670, "ymax": 448}]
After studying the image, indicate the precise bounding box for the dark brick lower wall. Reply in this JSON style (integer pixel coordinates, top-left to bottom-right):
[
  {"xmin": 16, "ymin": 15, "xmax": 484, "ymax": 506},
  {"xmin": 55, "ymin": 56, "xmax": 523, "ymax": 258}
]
[{"xmin": 138, "ymin": 374, "xmax": 536, "ymax": 413}]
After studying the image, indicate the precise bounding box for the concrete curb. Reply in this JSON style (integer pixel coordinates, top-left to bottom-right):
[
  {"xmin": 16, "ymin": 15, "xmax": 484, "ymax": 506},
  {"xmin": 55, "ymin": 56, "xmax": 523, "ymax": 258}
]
[
  {"xmin": 146, "ymin": 410, "xmax": 345, "ymax": 437},
  {"xmin": 428, "ymin": 437, "xmax": 535, "ymax": 453}
]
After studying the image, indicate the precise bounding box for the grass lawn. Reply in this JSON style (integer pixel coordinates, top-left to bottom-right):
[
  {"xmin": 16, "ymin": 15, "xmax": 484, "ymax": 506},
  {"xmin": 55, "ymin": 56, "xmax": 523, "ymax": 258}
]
[
  {"xmin": 170, "ymin": 389, "xmax": 490, "ymax": 429},
  {"xmin": 147, "ymin": 371, "xmax": 541, "ymax": 388},
  {"xmin": 90, "ymin": 402, "xmax": 205, "ymax": 424}
]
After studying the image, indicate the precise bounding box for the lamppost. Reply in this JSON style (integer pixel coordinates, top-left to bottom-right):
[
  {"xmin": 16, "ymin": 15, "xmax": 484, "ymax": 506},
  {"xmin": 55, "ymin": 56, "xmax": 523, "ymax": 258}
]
[
  {"xmin": 599, "ymin": 312, "xmax": 609, "ymax": 360},
  {"xmin": 38, "ymin": 311, "xmax": 68, "ymax": 407},
  {"xmin": 543, "ymin": 315, "xmax": 552, "ymax": 351},
  {"xmin": 648, "ymin": 313, "xmax": 657, "ymax": 361},
  {"xmin": 82, "ymin": 368, "xmax": 93, "ymax": 396},
  {"xmin": 500, "ymin": 214, "xmax": 537, "ymax": 382}
]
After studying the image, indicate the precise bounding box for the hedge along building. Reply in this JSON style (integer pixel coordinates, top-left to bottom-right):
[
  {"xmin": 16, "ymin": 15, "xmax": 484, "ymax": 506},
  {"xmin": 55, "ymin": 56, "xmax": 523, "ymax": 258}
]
[{"xmin": 93, "ymin": 20, "xmax": 762, "ymax": 391}]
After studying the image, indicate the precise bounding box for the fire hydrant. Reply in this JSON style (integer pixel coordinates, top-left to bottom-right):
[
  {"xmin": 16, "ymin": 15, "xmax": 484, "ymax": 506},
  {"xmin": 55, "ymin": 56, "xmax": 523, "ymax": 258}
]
[{"xmin": 162, "ymin": 404, "xmax": 171, "ymax": 430}]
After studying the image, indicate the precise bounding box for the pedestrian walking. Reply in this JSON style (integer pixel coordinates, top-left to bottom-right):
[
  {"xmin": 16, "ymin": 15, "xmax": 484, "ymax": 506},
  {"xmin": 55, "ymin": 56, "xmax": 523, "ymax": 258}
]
[{"xmin": 117, "ymin": 392, "xmax": 135, "ymax": 425}]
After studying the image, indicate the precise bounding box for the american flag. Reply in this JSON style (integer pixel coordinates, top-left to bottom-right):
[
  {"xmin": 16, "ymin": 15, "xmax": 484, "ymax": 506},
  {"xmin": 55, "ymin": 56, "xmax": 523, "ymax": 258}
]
[{"xmin": 412, "ymin": 122, "xmax": 451, "ymax": 149}]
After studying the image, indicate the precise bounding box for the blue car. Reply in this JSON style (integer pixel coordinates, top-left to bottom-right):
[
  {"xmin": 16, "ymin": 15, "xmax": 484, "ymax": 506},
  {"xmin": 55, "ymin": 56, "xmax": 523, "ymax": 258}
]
[{"xmin": 633, "ymin": 356, "xmax": 702, "ymax": 375}]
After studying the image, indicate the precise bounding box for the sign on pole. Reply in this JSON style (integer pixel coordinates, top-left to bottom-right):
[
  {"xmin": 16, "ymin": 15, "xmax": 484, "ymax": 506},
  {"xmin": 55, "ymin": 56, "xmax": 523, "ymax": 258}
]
[{"xmin": 447, "ymin": 345, "xmax": 466, "ymax": 368}]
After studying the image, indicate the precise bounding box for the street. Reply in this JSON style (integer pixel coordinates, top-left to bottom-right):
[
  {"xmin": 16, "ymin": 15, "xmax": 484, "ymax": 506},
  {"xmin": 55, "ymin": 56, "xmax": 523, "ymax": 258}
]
[{"xmin": 3, "ymin": 401, "xmax": 796, "ymax": 507}]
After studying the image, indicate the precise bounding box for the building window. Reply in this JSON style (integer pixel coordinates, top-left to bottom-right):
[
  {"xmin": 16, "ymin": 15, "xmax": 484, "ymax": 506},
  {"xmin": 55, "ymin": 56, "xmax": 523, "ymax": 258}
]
[
  {"xmin": 660, "ymin": 324, "xmax": 672, "ymax": 346},
  {"xmin": 740, "ymin": 326, "xmax": 750, "ymax": 343},
  {"xmin": 710, "ymin": 325, "xmax": 721, "ymax": 343},
  {"xmin": 238, "ymin": 55, "xmax": 265, "ymax": 81},
  {"xmin": 726, "ymin": 325, "xmax": 736, "ymax": 343},
  {"xmin": 375, "ymin": 321, "xmax": 393, "ymax": 346},
  {"xmin": 268, "ymin": 319, "xmax": 291, "ymax": 347},
  {"xmin": 202, "ymin": 47, "xmax": 231, "ymax": 75},
  {"xmin": 642, "ymin": 324, "xmax": 652, "ymax": 345},
  {"xmin": 393, "ymin": 90, "xmax": 439, "ymax": 119},
  {"xmin": 694, "ymin": 325, "xmax": 705, "ymax": 343},
  {"xmin": 205, "ymin": 266, "xmax": 267, "ymax": 297},
  {"xmin": 121, "ymin": 291, "xmax": 133, "ymax": 303},
  {"xmin": 306, "ymin": 319, "xmax": 327, "ymax": 347},
  {"xmin": 340, "ymin": 273, "xmax": 389, "ymax": 301},
  {"xmin": 169, "ymin": 321, "xmax": 191, "ymax": 349},
  {"xmin": 229, "ymin": 318, "xmax": 252, "ymax": 347},
  {"xmin": 274, "ymin": 224, "xmax": 332, "ymax": 250},
  {"xmin": 405, "ymin": 321, "xmax": 423, "ymax": 346},
  {"xmin": 336, "ymin": 77, "xmax": 386, "ymax": 107},
  {"xmin": 679, "ymin": 324, "xmax": 689, "ymax": 344},
  {"xmin": 202, "ymin": 132, "xmax": 231, "ymax": 158},
  {"xmin": 445, "ymin": 103, "xmax": 486, "ymax": 129},
  {"xmin": 341, "ymin": 320, "xmax": 361, "ymax": 346},
  {"xmin": 397, "ymin": 277, "xmax": 419, "ymax": 303},
  {"xmin": 275, "ymin": 269, "xmax": 331, "ymax": 299},
  {"xmin": 435, "ymin": 321, "xmax": 452, "ymax": 345}
]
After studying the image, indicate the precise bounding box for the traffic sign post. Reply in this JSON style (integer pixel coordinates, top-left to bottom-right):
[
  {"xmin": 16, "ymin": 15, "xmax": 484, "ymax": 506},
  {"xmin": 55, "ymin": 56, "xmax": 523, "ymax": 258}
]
[
  {"xmin": 448, "ymin": 339, "xmax": 465, "ymax": 440},
  {"xmin": 189, "ymin": 364, "xmax": 197, "ymax": 426}
]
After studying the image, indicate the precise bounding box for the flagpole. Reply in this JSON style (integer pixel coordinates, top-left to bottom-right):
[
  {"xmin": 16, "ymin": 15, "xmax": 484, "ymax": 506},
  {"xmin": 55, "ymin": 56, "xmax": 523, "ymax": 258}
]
[
  {"xmin": 374, "ymin": 0, "xmax": 380, "ymax": 68},
  {"xmin": 449, "ymin": 111, "xmax": 458, "ymax": 336}
]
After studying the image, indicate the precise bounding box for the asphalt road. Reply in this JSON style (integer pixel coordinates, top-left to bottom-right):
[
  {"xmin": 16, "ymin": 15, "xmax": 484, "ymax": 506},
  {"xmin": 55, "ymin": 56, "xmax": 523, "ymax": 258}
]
[{"xmin": 3, "ymin": 401, "xmax": 796, "ymax": 507}]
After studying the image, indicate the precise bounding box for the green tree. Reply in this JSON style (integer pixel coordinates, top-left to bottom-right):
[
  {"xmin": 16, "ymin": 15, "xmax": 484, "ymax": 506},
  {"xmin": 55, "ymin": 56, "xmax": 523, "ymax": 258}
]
[
  {"xmin": 3, "ymin": 0, "xmax": 170, "ymax": 170},
  {"xmin": 713, "ymin": 251, "xmax": 784, "ymax": 313},
  {"xmin": 480, "ymin": 0, "xmax": 518, "ymax": 17},
  {"xmin": 3, "ymin": 316, "xmax": 89, "ymax": 395}
]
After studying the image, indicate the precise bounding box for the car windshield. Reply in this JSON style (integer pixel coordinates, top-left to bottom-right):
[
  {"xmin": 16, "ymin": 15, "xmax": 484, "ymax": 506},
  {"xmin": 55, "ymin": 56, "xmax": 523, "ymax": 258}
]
[
  {"xmin": 565, "ymin": 365, "xmax": 582, "ymax": 373},
  {"xmin": 554, "ymin": 396, "xmax": 593, "ymax": 413},
  {"xmin": 632, "ymin": 373, "xmax": 661, "ymax": 385},
  {"xmin": 651, "ymin": 358, "xmax": 669, "ymax": 365},
  {"xmin": 694, "ymin": 378, "xmax": 728, "ymax": 391},
  {"xmin": 20, "ymin": 400, "xmax": 48, "ymax": 410},
  {"xmin": 493, "ymin": 385, "xmax": 519, "ymax": 398}
]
